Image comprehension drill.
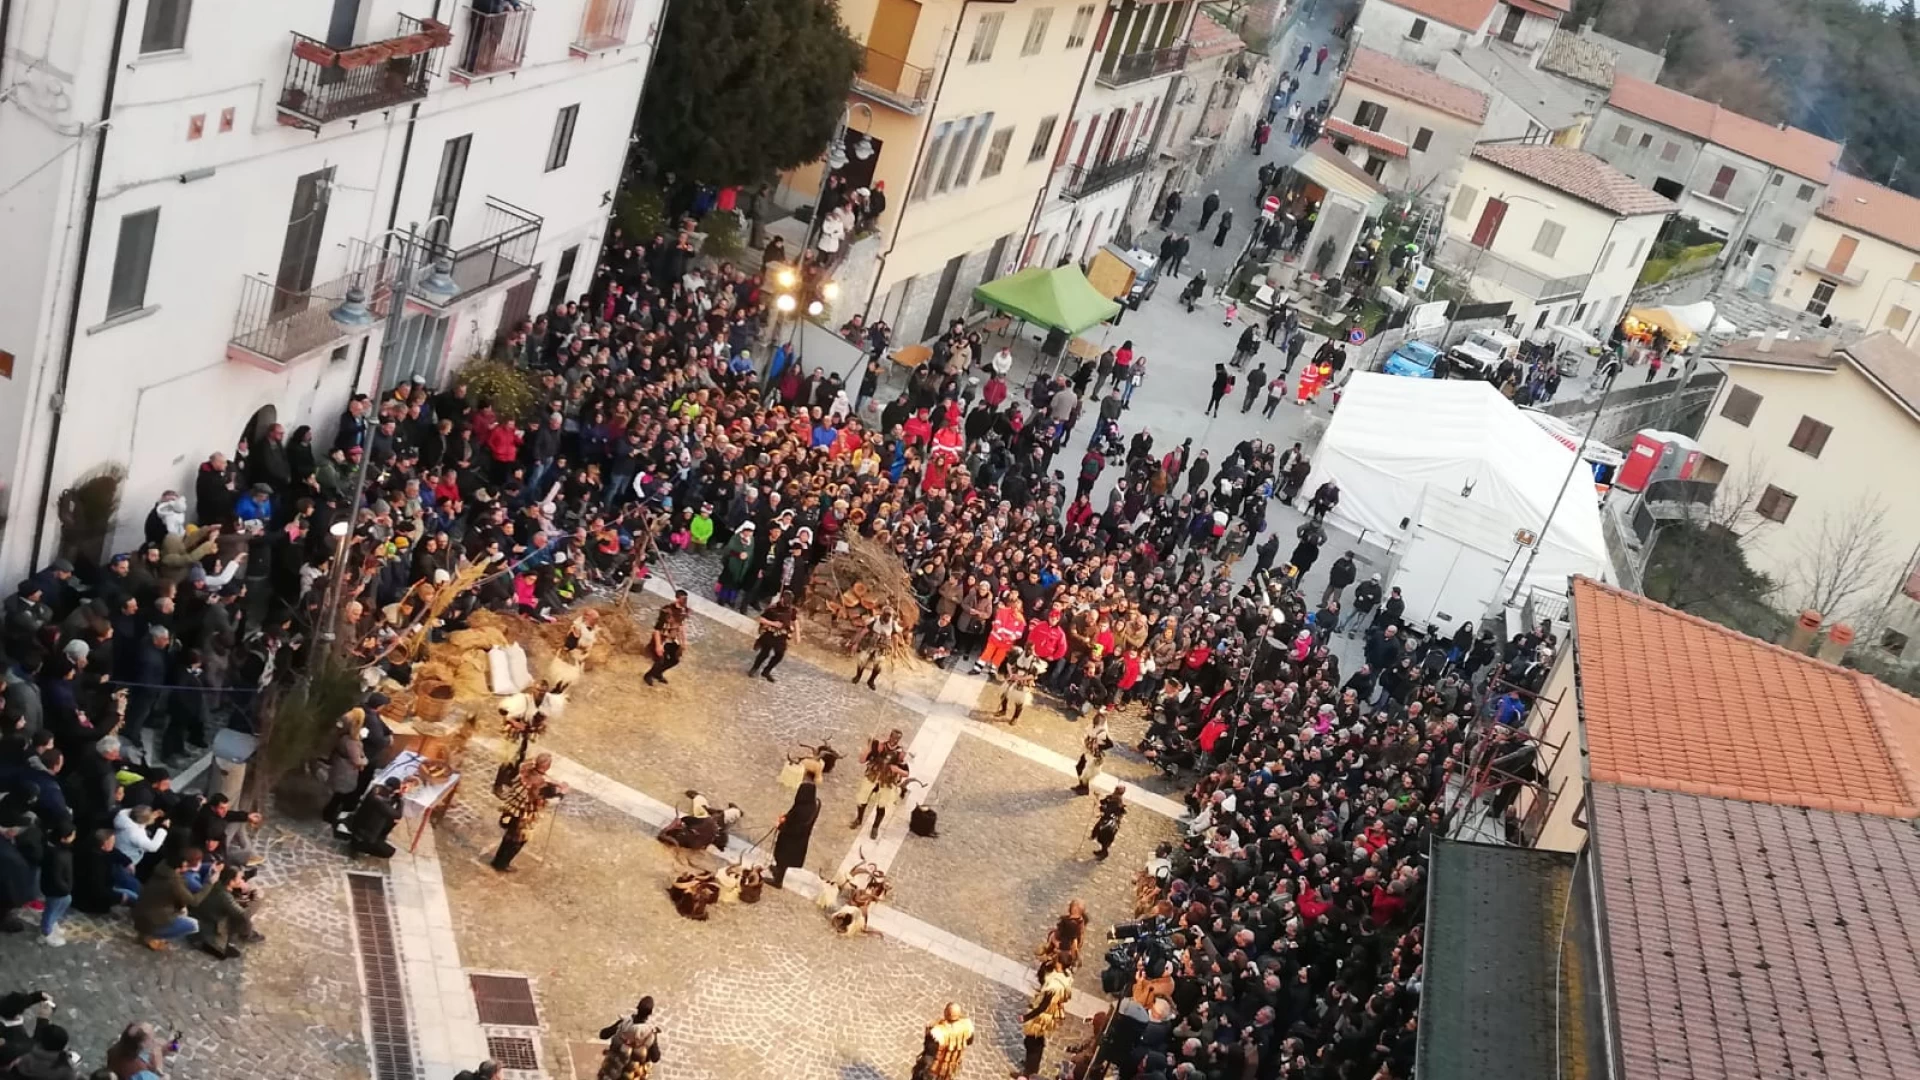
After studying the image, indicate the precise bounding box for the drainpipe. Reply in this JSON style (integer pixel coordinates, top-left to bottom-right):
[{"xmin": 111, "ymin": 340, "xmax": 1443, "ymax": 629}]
[
  {"xmin": 0, "ymin": 0, "xmax": 15, "ymax": 96},
  {"xmin": 1013, "ymin": 4, "xmax": 1108, "ymax": 272},
  {"xmin": 860, "ymin": 0, "xmax": 1020, "ymax": 321},
  {"xmin": 27, "ymin": 0, "xmax": 133, "ymax": 569}
]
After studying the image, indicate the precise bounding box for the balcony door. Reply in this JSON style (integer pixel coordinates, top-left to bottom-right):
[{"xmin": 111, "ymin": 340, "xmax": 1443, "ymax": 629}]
[
  {"xmin": 326, "ymin": 0, "xmax": 362, "ymax": 47},
  {"xmin": 272, "ymin": 167, "xmax": 334, "ymax": 315},
  {"xmin": 1470, "ymin": 197, "xmax": 1507, "ymax": 248},
  {"xmin": 865, "ymin": 0, "xmax": 919, "ymax": 93},
  {"xmin": 426, "ymin": 135, "xmax": 471, "ymax": 252}
]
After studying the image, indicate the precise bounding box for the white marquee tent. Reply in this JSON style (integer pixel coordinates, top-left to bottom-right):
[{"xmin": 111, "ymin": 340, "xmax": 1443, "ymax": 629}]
[{"xmin": 1306, "ymin": 373, "xmax": 1610, "ymax": 603}]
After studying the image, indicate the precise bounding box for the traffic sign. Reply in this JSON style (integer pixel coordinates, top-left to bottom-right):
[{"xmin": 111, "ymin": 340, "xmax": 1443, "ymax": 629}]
[
  {"xmin": 1348, "ymin": 327, "xmax": 1368, "ymax": 345},
  {"xmin": 1261, "ymin": 195, "xmax": 1281, "ymax": 219}
]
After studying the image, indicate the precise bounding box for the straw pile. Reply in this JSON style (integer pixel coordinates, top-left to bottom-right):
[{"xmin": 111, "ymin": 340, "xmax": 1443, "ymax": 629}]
[{"xmin": 806, "ymin": 537, "xmax": 916, "ymax": 655}]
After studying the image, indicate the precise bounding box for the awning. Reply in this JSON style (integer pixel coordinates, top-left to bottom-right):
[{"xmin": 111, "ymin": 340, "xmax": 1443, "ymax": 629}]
[
  {"xmin": 1325, "ymin": 118, "xmax": 1408, "ymax": 158},
  {"xmin": 971, "ymin": 265, "xmax": 1122, "ymax": 336},
  {"xmin": 1547, "ymin": 323, "xmax": 1599, "ymax": 348},
  {"xmin": 1287, "ymin": 139, "xmax": 1389, "ymax": 214}
]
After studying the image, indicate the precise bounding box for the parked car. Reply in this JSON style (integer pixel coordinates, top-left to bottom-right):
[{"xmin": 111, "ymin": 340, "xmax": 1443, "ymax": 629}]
[
  {"xmin": 1382, "ymin": 341, "xmax": 1444, "ymax": 378},
  {"xmin": 1447, "ymin": 329, "xmax": 1519, "ymax": 380},
  {"xmin": 1125, "ymin": 250, "xmax": 1160, "ymax": 310}
]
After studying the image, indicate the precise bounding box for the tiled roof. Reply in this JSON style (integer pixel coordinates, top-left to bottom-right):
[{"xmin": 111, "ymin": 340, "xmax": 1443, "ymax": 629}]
[
  {"xmin": 1819, "ymin": 170, "xmax": 1920, "ymax": 257},
  {"xmin": 1345, "ymin": 46, "xmax": 1489, "ymax": 123},
  {"xmin": 1325, "ymin": 117, "xmax": 1408, "ymax": 157},
  {"xmin": 1591, "ymin": 784, "xmax": 1920, "ymax": 1080},
  {"xmin": 1606, "ymin": 73, "xmax": 1841, "ymax": 183},
  {"xmin": 1843, "ymin": 330, "xmax": 1920, "ymax": 421},
  {"xmin": 1538, "ymin": 28, "xmax": 1617, "ymax": 89},
  {"xmin": 1308, "ymin": 137, "xmax": 1390, "ymax": 193},
  {"xmin": 1454, "ymin": 42, "xmax": 1599, "ymax": 131},
  {"xmin": 1186, "ymin": 11, "xmax": 1246, "ymax": 60},
  {"xmin": 1374, "ymin": 0, "xmax": 1497, "ymax": 33},
  {"xmin": 1704, "ymin": 330, "xmax": 1920, "ymax": 422},
  {"xmin": 1470, "ymin": 143, "xmax": 1677, "ymax": 217},
  {"xmin": 1570, "ymin": 576, "xmax": 1920, "ymax": 816}
]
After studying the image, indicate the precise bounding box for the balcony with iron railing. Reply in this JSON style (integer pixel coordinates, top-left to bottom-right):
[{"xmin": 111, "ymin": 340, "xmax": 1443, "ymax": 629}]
[
  {"xmin": 1060, "ymin": 148, "xmax": 1153, "ymax": 201},
  {"xmin": 228, "ymin": 246, "xmax": 400, "ymax": 369},
  {"xmin": 277, "ymin": 15, "xmax": 450, "ymax": 131},
  {"xmin": 1803, "ymin": 249, "xmax": 1866, "ymax": 287},
  {"xmin": 1096, "ymin": 43, "xmax": 1189, "ymax": 88},
  {"xmin": 570, "ymin": 0, "xmax": 636, "ymax": 54},
  {"xmin": 1436, "ymin": 235, "xmax": 1591, "ymax": 302},
  {"xmin": 451, "ymin": 4, "xmax": 534, "ymax": 83},
  {"xmin": 853, "ymin": 46, "xmax": 934, "ymax": 114},
  {"xmin": 404, "ymin": 197, "xmax": 544, "ymax": 311}
]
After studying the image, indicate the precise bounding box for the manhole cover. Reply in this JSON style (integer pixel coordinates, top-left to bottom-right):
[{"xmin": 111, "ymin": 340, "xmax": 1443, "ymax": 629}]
[{"xmin": 470, "ymin": 973, "xmax": 540, "ymax": 1027}]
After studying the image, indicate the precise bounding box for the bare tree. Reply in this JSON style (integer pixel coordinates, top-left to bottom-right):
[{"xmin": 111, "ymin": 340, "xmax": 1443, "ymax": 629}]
[
  {"xmin": 1788, "ymin": 496, "xmax": 1898, "ymax": 626},
  {"xmin": 1646, "ymin": 452, "xmax": 1779, "ymax": 614}
]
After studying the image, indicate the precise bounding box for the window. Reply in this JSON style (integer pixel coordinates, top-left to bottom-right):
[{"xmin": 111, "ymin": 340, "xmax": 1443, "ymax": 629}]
[
  {"xmin": 1574, "ymin": 302, "xmax": 1588, "ymax": 322},
  {"xmin": 1412, "ymin": 127, "xmax": 1433, "ymax": 152},
  {"xmin": 1638, "ymin": 132, "xmax": 1653, "ymax": 149},
  {"xmin": 1450, "ymin": 184, "xmax": 1477, "ymax": 222},
  {"xmin": 1532, "ymin": 220, "xmax": 1565, "ymax": 258},
  {"xmin": 1806, "ymin": 278, "xmax": 1836, "ymax": 316},
  {"xmin": 1796, "ymin": 183, "xmax": 1816, "ymax": 201},
  {"xmin": 140, "ymin": 0, "xmax": 192, "ymax": 53},
  {"xmin": 968, "ymin": 10, "xmax": 1003, "ymax": 62},
  {"xmin": 1363, "ymin": 154, "xmax": 1387, "ymax": 179},
  {"xmin": 1029, "ymin": 115, "xmax": 1058, "ymax": 162},
  {"xmin": 1629, "ymin": 238, "xmax": 1646, "ymax": 265},
  {"xmin": 1660, "ymin": 140, "xmax": 1680, "ymax": 162},
  {"xmin": 1756, "ymin": 485, "xmax": 1797, "ymax": 523},
  {"xmin": 1065, "ymin": 4, "xmax": 1095, "ymax": 48},
  {"xmin": 426, "ymin": 134, "xmax": 471, "ymax": 250},
  {"xmin": 914, "ymin": 121, "xmax": 956, "ymax": 200},
  {"xmin": 1775, "ymin": 223, "xmax": 1797, "ymax": 244},
  {"xmin": 949, "ymin": 113, "xmax": 994, "ymax": 190},
  {"xmin": 1789, "ymin": 415, "xmax": 1832, "ymax": 458},
  {"xmin": 1910, "ymin": 261, "xmax": 1920, "ymax": 281},
  {"xmin": 548, "ymin": 245, "xmax": 578, "ymax": 308},
  {"xmin": 1354, "ymin": 101, "xmax": 1388, "ymax": 131},
  {"xmin": 1597, "ymin": 240, "xmax": 1614, "ymax": 271},
  {"xmin": 545, "ymin": 104, "xmax": 579, "ymax": 172},
  {"xmin": 106, "ymin": 208, "xmax": 160, "ymax": 317},
  {"xmin": 1889, "ymin": 305, "xmax": 1913, "ymax": 332},
  {"xmin": 1408, "ymin": 17, "xmax": 1428, "ymax": 39},
  {"xmin": 1612, "ymin": 123, "xmax": 1632, "ymax": 146},
  {"xmin": 1770, "ymin": 173, "xmax": 1784, "ymax": 186},
  {"xmin": 273, "ymin": 168, "xmax": 333, "ymax": 313},
  {"xmin": 1021, "ymin": 7, "xmax": 1052, "ymax": 55},
  {"xmin": 1719, "ymin": 385, "xmax": 1762, "ymax": 426},
  {"xmin": 1883, "ymin": 628, "xmax": 1910, "ymax": 658},
  {"xmin": 980, "ymin": 126, "xmax": 1014, "ymax": 178},
  {"xmin": 1534, "ymin": 309, "xmax": 1551, "ymax": 330},
  {"xmin": 1708, "ymin": 164, "xmax": 1737, "ymax": 200},
  {"xmin": 1740, "ymin": 238, "xmax": 1758, "ymax": 259}
]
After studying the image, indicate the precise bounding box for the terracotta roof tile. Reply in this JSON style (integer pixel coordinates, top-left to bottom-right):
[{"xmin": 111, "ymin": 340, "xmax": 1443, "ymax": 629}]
[
  {"xmin": 1372, "ymin": 0, "xmax": 1498, "ymax": 33},
  {"xmin": 1591, "ymin": 784, "xmax": 1920, "ymax": 1080},
  {"xmin": 1187, "ymin": 11, "xmax": 1246, "ymax": 60},
  {"xmin": 1345, "ymin": 46, "xmax": 1489, "ymax": 123},
  {"xmin": 1819, "ymin": 171, "xmax": 1920, "ymax": 255},
  {"xmin": 1471, "ymin": 143, "xmax": 1677, "ymax": 218},
  {"xmin": 1324, "ymin": 117, "xmax": 1408, "ymax": 157},
  {"xmin": 1571, "ymin": 576, "xmax": 1920, "ymax": 816},
  {"xmin": 1606, "ymin": 73, "xmax": 1841, "ymax": 182},
  {"xmin": 1307, "ymin": 137, "xmax": 1389, "ymax": 193}
]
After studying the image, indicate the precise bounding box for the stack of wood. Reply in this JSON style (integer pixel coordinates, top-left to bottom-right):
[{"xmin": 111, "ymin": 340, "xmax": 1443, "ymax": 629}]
[{"xmin": 806, "ymin": 537, "xmax": 917, "ymax": 657}]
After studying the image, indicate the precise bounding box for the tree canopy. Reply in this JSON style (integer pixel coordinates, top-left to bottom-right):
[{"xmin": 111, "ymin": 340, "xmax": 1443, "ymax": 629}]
[
  {"xmin": 637, "ymin": 0, "xmax": 863, "ymax": 188},
  {"xmin": 1577, "ymin": 0, "xmax": 1920, "ymax": 195}
]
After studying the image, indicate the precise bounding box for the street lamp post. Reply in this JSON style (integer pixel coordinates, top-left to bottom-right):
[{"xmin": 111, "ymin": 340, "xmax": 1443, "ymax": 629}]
[
  {"xmin": 1508, "ymin": 365, "xmax": 1618, "ymax": 605},
  {"xmin": 801, "ymin": 103, "xmax": 876, "ymax": 258}
]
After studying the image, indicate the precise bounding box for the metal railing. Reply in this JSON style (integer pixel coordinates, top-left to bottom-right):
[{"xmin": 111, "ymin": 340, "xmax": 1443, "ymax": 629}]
[
  {"xmin": 405, "ymin": 197, "xmax": 543, "ymax": 309},
  {"xmin": 1097, "ymin": 42, "xmax": 1189, "ymax": 87},
  {"xmin": 229, "ymin": 248, "xmax": 400, "ymax": 366},
  {"xmin": 1802, "ymin": 250, "xmax": 1864, "ymax": 287},
  {"xmin": 572, "ymin": 0, "xmax": 635, "ymax": 52},
  {"xmin": 1436, "ymin": 235, "xmax": 1591, "ymax": 302},
  {"xmin": 453, "ymin": 4, "xmax": 534, "ymax": 80},
  {"xmin": 1061, "ymin": 148, "xmax": 1153, "ymax": 200},
  {"xmin": 853, "ymin": 46, "xmax": 934, "ymax": 113},
  {"xmin": 277, "ymin": 15, "xmax": 447, "ymax": 130}
]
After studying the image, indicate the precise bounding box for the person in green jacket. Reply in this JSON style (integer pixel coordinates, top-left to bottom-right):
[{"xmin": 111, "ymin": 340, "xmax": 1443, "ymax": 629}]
[
  {"xmin": 717, "ymin": 521, "xmax": 756, "ymax": 608},
  {"xmin": 689, "ymin": 504, "xmax": 715, "ymax": 548}
]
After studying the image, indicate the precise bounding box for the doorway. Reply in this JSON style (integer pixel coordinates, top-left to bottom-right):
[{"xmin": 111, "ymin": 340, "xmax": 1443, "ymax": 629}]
[
  {"xmin": 241, "ymin": 405, "xmax": 279, "ymax": 454},
  {"xmin": 921, "ymin": 254, "xmax": 964, "ymax": 341}
]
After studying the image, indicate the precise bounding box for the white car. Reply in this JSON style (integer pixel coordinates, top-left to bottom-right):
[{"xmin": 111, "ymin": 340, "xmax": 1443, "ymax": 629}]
[{"xmin": 1447, "ymin": 329, "xmax": 1519, "ymax": 379}]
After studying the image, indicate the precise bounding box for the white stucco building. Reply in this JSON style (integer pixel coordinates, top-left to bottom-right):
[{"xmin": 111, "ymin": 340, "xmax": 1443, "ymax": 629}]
[
  {"xmin": 1437, "ymin": 142, "xmax": 1672, "ymax": 338},
  {"xmin": 0, "ymin": 0, "xmax": 661, "ymax": 577}
]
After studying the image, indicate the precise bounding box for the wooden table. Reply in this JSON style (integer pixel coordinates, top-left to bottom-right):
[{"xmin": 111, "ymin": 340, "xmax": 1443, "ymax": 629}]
[
  {"xmin": 1067, "ymin": 336, "xmax": 1103, "ymax": 360},
  {"xmin": 890, "ymin": 343, "xmax": 932, "ymax": 369}
]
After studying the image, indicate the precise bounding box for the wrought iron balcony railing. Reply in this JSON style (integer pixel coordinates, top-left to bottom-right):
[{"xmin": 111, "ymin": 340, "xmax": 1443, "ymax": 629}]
[
  {"xmin": 228, "ymin": 247, "xmax": 399, "ymax": 368},
  {"xmin": 571, "ymin": 0, "xmax": 635, "ymax": 54},
  {"xmin": 1060, "ymin": 148, "xmax": 1153, "ymax": 200},
  {"xmin": 452, "ymin": 4, "xmax": 534, "ymax": 83},
  {"xmin": 853, "ymin": 46, "xmax": 934, "ymax": 114},
  {"xmin": 1437, "ymin": 235, "xmax": 1591, "ymax": 302},
  {"xmin": 276, "ymin": 15, "xmax": 450, "ymax": 131},
  {"xmin": 405, "ymin": 197, "xmax": 544, "ymax": 311},
  {"xmin": 1096, "ymin": 43, "xmax": 1189, "ymax": 88}
]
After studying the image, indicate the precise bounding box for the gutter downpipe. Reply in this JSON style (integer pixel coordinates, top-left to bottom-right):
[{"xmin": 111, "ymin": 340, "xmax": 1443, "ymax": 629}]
[
  {"xmin": 28, "ymin": 0, "xmax": 134, "ymax": 568},
  {"xmin": 860, "ymin": 0, "xmax": 1019, "ymax": 321}
]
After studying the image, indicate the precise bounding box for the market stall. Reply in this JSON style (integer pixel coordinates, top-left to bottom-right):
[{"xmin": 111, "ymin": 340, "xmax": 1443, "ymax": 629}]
[{"xmin": 971, "ymin": 264, "xmax": 1123, "ymax": 376}]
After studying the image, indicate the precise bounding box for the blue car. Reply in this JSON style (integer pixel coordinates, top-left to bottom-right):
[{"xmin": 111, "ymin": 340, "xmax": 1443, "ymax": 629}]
[{"xmin": 1382, "ymin": 340, "xmax": 1442, "ymax": 378}]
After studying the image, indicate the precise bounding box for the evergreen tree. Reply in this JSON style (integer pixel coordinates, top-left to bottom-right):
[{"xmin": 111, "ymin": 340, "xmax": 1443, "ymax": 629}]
[{"xmin": 637, "ymin": 0, "xmax": 862, "ymax": 187}]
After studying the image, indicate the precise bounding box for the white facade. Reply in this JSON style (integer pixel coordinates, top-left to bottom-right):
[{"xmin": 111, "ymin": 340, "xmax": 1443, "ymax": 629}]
[
  {"xmin": 1352, "ymin": 0, "xmax": 1476, "ymax": 70},
  {"xmin": 0, "ymin": 0, "xmax": 661, "ymax": 577}
]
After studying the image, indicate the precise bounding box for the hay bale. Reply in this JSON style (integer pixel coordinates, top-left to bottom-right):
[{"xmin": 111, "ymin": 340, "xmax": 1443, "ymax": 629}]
[{"xmin": 446, "ymin": 626, "xmax": 510, "ymax": 651}]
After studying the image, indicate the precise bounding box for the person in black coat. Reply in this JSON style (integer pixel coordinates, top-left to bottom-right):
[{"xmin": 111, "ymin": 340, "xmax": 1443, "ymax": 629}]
[
  {"xmin": 770, "ymin": 778, "xmax": 820, "ymax": 889},
  {"xmin": 195, "ymin": 453, "xmax": 236, "ymax": 527}
]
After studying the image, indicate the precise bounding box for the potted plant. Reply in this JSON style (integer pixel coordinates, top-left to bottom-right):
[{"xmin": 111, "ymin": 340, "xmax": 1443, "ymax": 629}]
[
  {"xmin": 421, "ymin": 18, "xmax": 455, "ymax": 47},
  {"xmin": 292, "ymin": 37, "xmax": 338, "ymax": 66},
  {"xmin": 337, "ymin": 43, "xmax": 385, "ymax": 69}
]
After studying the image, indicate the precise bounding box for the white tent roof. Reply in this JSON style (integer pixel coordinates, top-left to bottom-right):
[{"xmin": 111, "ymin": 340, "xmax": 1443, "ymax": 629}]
[{"xmin": 1307, "ymin": 373, "xmax": 1610, "ymax": 596}]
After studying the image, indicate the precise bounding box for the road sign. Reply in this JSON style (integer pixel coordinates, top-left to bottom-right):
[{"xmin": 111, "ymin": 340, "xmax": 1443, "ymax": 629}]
[
  {"xmin": 1261, "ymin": 195, "xmax": 1281, "ymax": 219},
  {"xmin": 1348, "ymin": 327, "xmax": 1368, "ymax": 345}
]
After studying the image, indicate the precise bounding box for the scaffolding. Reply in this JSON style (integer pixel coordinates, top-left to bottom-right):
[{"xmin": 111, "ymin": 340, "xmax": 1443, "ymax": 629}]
[{"xmin": 1440, "ymin": 674, "xmax": 1570, "ymax": 846}]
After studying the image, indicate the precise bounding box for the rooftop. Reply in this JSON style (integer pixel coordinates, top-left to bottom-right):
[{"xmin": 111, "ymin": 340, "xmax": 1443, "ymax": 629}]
[
  {"xmin": 1346, "ymin": 46, "xmax": 1490, "ymax": 123},
  {"xmin": 1417, "ymin": 841, "xmax": 1581, "ymax": 1080},
  {"xmin": 1375, "ymin": 0, "xmax": 1498, "ymax": 33},
  {"xmin": 1576, "ymin": 23, "xmax": 1665, "ymax": 82},
  {"xmin": 1818, "ymin": 170, "xmax": 1920, "ymax": 258},
  {"xmin": 1186, "ymin": 10, "xmax": 1246, "ymax": 60},
  {"xmin": 1325, "ymin": 117, "xmax": 1409, "ymax": 158},
  {"xmin": 1703, "ymin": 330, "xmax": 1920, "ymax": 422},
  {"xmin": 1591, "ymin": 783, "xmax": 1920, "ymax": 1080},
  {"xmin": 1308, "ymin": 136, "xmax": 1390, "ymax": 194},
  {"xmin": 1470, "ymin": 143, "xmax": 1677, "ymax": 217},
  {"xmin": 1606, "ymin": 73, "xmax": 1841, "ymax": 183},
  {"xmin": 1454, "ymin": 41, "xmax": 1601, "ymax": 131},
  {"xmin": 1537, "ymin": 28, "xmax": 1616, "ymax": 90},
  {"xmin": 1570, "ymin": 576, "xmax": 1920, "ymax": 817}
]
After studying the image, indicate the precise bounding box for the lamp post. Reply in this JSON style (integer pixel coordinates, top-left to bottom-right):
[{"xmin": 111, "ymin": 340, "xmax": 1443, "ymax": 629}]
[
  {"xmin": 1508, "ymin": 364, "xmax": 1618, "ymax": 605},
  {"xmin": 801, "ymin": 103, "xmax": 876, "ymax": 258}
]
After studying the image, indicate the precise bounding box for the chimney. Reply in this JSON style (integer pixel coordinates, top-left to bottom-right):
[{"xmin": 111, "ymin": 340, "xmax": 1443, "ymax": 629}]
[
  {"xmin": 1787, "ymin": 610, "xmax": 1823, "ymax": 652},
  {"xmin": 1815, "ymin": 623, "xmax": 1855, "ymax": 664}
]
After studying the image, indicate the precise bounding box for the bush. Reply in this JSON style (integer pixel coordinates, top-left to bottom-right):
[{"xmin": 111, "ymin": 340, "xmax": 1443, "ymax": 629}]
[
  {"xmin": 459, "ymin": 356, "xmax": 542, "ymax": 421},
  {"xmin": 246, "ymin": 656, "xmax": 364, "ymax": 812},
  {"xmin": 614, "ymin": 185, "xmax": 668, "ymax": 242},
  {"xmin": 700, "ymin": 210, "xmax": 745, "ymax": 259}
]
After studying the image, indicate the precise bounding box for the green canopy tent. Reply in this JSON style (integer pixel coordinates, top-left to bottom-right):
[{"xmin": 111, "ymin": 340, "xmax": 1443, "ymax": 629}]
[{"xmin": 971, "ymin": 265, "xmax": 1122, "ymax": 336}]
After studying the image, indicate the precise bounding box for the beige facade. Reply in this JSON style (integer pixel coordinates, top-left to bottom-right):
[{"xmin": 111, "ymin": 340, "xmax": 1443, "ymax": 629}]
[
  {"xmin": 1695, "ymin": 335, "xmax": 1920, "ymax": 652},
  {"xmin": 1770, "ymin": 208, "xmax": 1920, "ymax": 344},
  {"xmin": 1525, "ymin": 647, "xmax": 1588, "ymax": 853},
  {"xmin": 1327, "ymin": 82, "xmax": 1481, "ymax": 204}
]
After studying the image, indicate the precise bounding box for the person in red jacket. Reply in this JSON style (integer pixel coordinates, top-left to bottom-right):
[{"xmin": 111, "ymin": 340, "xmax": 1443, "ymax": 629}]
[
  {"xmin": 1025, "ymin": 610, "xmax": 1069, "ymax": 674},
  {"xmin": 485, "ymin": 420, "xmax": 522, "ymax": 482},
  {"xmin": 1298, "ymin": 883, "xmax": 1332, "ymax": 921},
  {"xmin": 978, "ymin": 595, "xmax": 1027, "ymax": 674},
  {"xmin": 1370, "ymin": 881, "xmax": 1408, "ymax": 927}
]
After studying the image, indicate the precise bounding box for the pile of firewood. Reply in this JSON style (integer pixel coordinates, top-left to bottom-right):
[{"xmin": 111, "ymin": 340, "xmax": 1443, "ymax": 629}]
[{"xmin": 806, "ymin": 537, "xmax": 917, "ymax": 656}]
